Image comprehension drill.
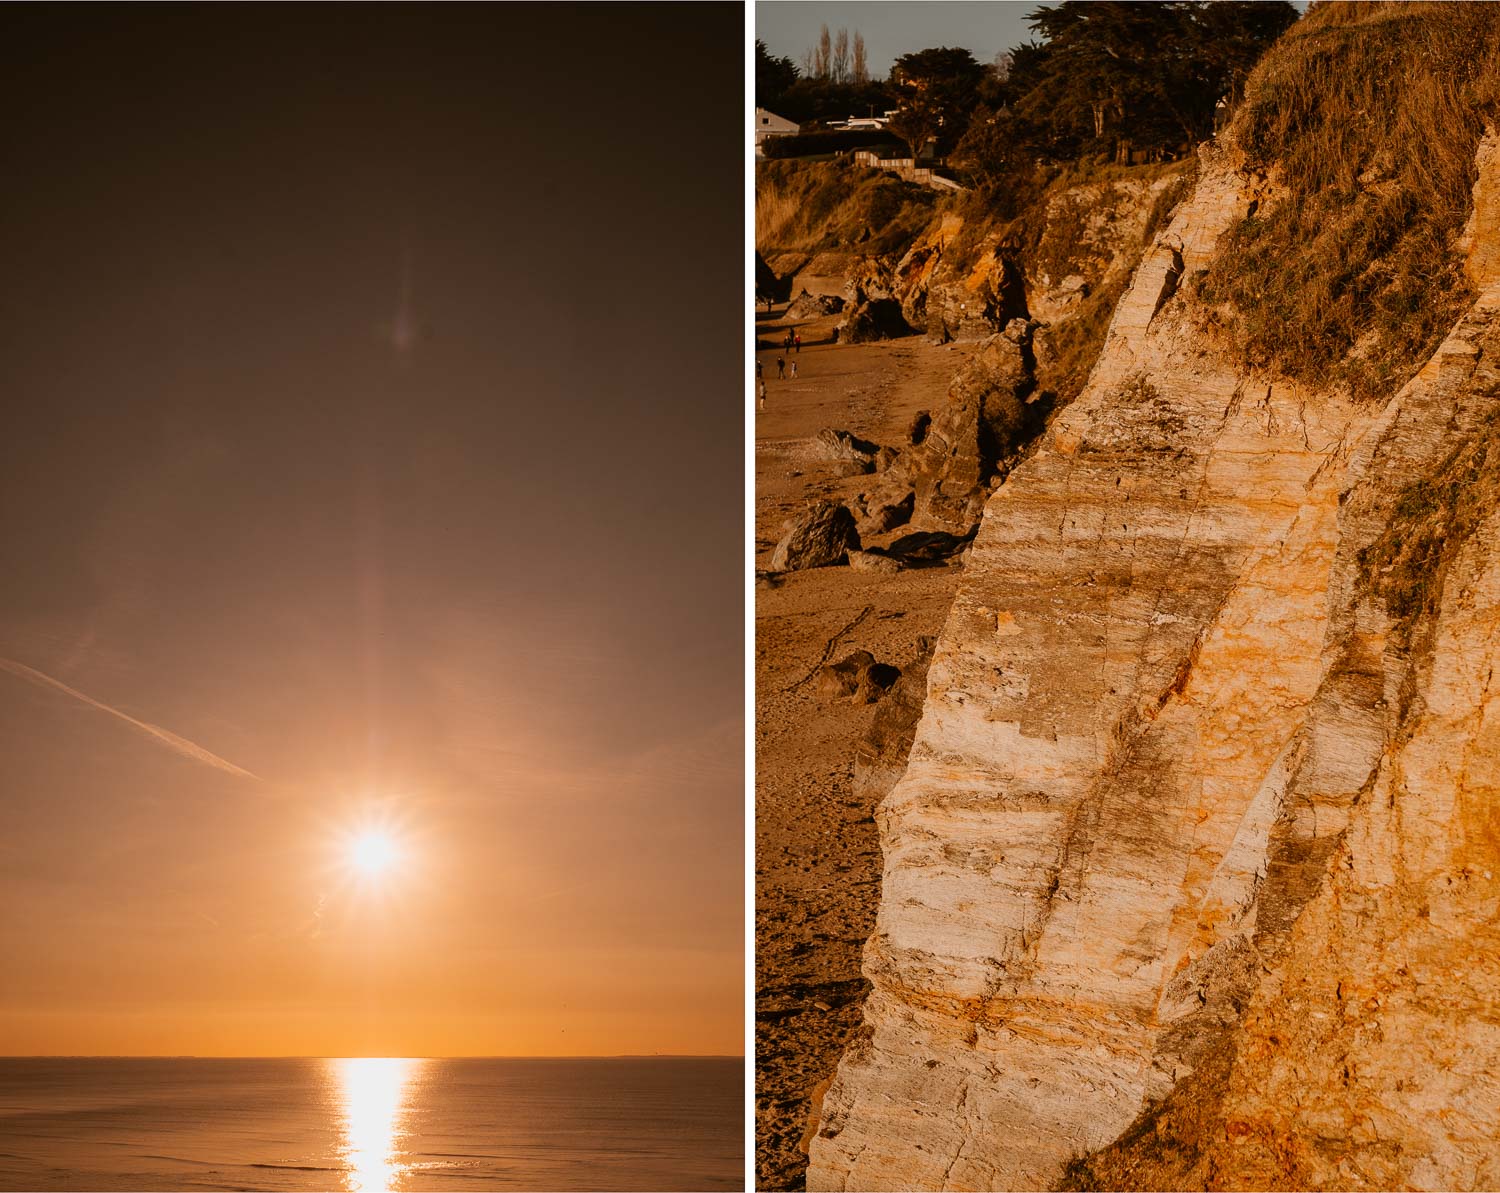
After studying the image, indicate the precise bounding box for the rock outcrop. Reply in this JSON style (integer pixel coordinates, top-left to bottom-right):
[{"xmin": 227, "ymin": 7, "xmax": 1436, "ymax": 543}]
[
  {"xmin": 853, "ymin": 636, "xmax": 938, "ymax": 809},
  {"xmin": 788, "ymin": 290, "xmax": 846, "ymax": 319},
  {"xmin": 837, "ymin": 293, "xmax": 911, "ymax": 344},
  {"xmin": 808, "ymin": 107, "xmax": 1500, "ymax": 1193},
  {"xmin": 772, "ymin": 501, "xmax": 860, "ymax": 572},
  {"xmin": 859, "ymin": 319, "xmax": 1043, "ymax": 535}
]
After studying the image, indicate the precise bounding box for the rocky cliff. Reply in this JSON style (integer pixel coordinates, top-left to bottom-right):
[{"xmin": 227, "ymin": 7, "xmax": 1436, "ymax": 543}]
[
  {"xmin": 757, "ymin": 156, "xmax": 1189, "ymax": 384},
  {"xmin": 758, "ymin": 156, "xmax": 1192, "ymax": 544},
  {"xmin": 806, "ymin": 6, "xmax": 1500, "ymax": 1190}
]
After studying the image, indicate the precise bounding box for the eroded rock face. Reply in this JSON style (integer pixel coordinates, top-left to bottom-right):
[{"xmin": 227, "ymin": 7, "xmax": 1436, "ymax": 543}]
[
  {"xmin": 853, "ymin": 637, "xmax": 937, "ymax": 808},
  {"xmin": 808, "ymin": 131, "xmax": 1500, "ymax": 1192},
  {"xmin": 838, "ymin": 293, "xmax": 911, "ymax": 344},
  {"xmin": 1060, "ymin": 282, "xmax": 1500, "ymax": 1193},
  {"xmin": 863, "ymin": 319, "xmax": 1041, "ymax": 535},
  {"xmin": 888, "ymin": 172, "xmax": 1190, "ymax": 346}
]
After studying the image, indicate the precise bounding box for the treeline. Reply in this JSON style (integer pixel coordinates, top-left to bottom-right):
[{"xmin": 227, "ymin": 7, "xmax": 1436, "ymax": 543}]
[
  {"xmin": 758, "ymin": 29, "xmax": 886, "ymax": 126},
  {"xmin": 758, "ymin": 2, "xmax": 1297, "ymax": 184}
]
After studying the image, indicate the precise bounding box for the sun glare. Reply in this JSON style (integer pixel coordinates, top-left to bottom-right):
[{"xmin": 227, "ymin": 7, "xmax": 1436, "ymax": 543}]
[
  {"xmin": 350, "ymin": 831, "xmax": 398, "ymax": 876},
  {"xmin": 326, "ymin": 805, "xmax": 422, "ymax": 902},
  {"xmin": 332, "ymin": 1057, "xmax": 419, "ymax": 1192}
]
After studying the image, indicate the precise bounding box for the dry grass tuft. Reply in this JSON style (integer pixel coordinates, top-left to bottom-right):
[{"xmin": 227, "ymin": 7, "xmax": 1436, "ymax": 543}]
[
  {"xmin": 1362, "ymin": 410, "xmax": 1500, "ymax": 632},
  {"xmin": 1200, "ymin": 1, "xmax": 1500, "ymax": 401}
]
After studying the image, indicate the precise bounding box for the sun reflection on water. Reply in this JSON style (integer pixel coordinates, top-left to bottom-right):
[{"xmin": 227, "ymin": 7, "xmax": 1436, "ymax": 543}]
[{"xmin": 332, "ymin": 1057, "xmax": 420, "ymax": 1192}]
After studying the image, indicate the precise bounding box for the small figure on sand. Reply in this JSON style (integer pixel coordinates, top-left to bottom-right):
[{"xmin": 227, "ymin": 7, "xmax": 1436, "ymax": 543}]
[
  {"xmin": 758, "ymin": 378, "xmax": 767, "ymax": 410},
  {"xmin": 794, "ymin": 333, "xmax": 801, "ymax": 353},
  {"xmin": 756, "ymin": 358, "xmax": 764, "ymax": 382},
  {"xmin": 776, "ymin": 355, "xmax": 786, "ymax": 379},
  {"xmin": 789, "ymin": 360, "xmax": 798, "ymax": 380},
  {"xmin": 784, "ymin": 330, "xmax": 794, "ymax": 351}
]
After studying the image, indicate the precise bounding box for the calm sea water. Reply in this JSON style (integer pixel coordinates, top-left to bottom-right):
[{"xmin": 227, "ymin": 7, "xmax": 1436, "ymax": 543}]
[{"xmin": 0, "ymin": 1057, "xmax": 743, "ymax": 1192}]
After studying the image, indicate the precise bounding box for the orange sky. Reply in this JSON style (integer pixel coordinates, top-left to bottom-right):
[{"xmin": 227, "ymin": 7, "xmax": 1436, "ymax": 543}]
[{"xmin": 0, "ymin": 6, "xmax": 743, "ymax": 1058}]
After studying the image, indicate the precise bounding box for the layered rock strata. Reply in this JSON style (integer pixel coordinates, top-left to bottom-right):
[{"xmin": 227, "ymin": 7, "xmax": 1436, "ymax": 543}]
[{"xmin": 808, "ymin": 128, "xmax": 1500, "ymax": 1192}]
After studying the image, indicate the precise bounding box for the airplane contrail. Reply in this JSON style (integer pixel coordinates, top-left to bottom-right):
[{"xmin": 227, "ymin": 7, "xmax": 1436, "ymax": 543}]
[{"xmin": 0, "ymin": 656, "xmax": 259, "ymax": 780}]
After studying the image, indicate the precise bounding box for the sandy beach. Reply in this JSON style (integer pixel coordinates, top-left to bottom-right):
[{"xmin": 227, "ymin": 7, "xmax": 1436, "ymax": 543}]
[{"xmin": 753, "ymin": 305, "xmax": 975, "ymax": 1190}]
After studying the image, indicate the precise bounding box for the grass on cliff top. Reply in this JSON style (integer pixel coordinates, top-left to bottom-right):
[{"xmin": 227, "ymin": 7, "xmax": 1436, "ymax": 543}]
[
  {"xmin": 1199, "ymin": 1, "xmax": 1500, "ymax": 402},
  {"xmin": 755, "ymin": 158, "xmax": 937, "ymax": 260}
]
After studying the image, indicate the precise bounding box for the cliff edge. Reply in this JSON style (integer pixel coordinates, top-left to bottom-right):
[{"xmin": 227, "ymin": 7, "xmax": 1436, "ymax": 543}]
[{"xmin": 808, "ymin": 6, "xmax": 1500, "ymax": 1189}]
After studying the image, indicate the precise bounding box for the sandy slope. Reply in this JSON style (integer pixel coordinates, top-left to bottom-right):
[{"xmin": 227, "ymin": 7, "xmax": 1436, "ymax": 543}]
[{"xmin": 753, "ymin": 307, "xmax": 972, "ymax": 1190}]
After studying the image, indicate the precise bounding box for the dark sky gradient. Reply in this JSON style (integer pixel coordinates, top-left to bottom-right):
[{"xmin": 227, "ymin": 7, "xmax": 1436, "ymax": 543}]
[{"xmin": 0, "ymin": 4, "xmax": 744, "ymax": 1056}]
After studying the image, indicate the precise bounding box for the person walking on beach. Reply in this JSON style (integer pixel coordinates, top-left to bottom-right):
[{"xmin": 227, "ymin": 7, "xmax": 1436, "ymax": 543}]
[
  {"xmin": 776, "ymin": 355, "xmax": 785, "ymax": 380},
  {"xmin": 789, "ymin": 360, "xmax": 798, "ymax": 380},
  {"xmin": 794, "ymin": 333, "xmax": 801, "ymax": 353},
  {"xmin": 758, "ymin": 378, "xmax": 766, "ymax": 410},
  {"xmin": 756, "ymin": 358, "xmax": 764, "ymax": 383}
]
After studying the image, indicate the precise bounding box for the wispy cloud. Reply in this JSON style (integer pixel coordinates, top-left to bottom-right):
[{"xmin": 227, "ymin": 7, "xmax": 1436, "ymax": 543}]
[{"xmin": 0, "ymin": 656, "xmax": 259, "ymax": 780}]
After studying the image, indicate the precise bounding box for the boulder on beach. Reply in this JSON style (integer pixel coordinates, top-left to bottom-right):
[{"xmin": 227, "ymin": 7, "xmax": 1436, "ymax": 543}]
[
  {"xmin": 856, "ymin": 490, "xmax": 914, "ymax": 538},
  {"xmin": 816, "ymin": 650, "xmax": 902, "ymax": 703},
  {"xmin": 816, "ymin": 650, "xmax": 876, "ymax": 699},
  {"xmin": 814, "ymin": 428, "xmax": 882, "ymax": 475},
  {"xmin": 848, "ymin": 549, "xmax": 902, "ymax": 574},
  {"xmin": 770, "ymin": 501, "xmax": 859, "ymax": 571}
]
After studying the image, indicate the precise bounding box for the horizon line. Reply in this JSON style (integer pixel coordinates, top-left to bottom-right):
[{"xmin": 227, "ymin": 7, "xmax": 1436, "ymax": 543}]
[{"xmin": 0, "ymin": 1053, "xmax": 744, "ymax": 1060}]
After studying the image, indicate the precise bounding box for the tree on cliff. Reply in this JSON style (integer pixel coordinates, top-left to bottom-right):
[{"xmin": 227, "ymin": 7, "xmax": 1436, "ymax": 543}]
[
  {"xmin": 887, "ymin": 46, "xmax": 986, "ymax": 160},
  {"xmin": 1017, "ymin": 1, "xmax": 1297, "ymax": 159}
]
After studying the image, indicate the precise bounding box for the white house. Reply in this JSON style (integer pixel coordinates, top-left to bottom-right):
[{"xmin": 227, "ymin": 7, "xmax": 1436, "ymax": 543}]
[
  {"xmin": 754, "ymin": 107, "xmax": 799, "ymax": 154},
  {"xmin": 825, "ymin": 110, "xmax": 896, "ymax": 132}
]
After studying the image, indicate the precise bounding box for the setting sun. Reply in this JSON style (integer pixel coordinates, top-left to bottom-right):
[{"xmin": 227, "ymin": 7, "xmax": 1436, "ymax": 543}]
[{"xmin": 350, "ymin": 831, "xmax": 399, "ymax": 877}]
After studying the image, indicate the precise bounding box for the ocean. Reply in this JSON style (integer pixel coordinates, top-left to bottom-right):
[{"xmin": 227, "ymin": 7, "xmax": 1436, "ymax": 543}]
[{"xmin": 0, "ymin": 1057, "xmax": 743, "ymax": 1191}]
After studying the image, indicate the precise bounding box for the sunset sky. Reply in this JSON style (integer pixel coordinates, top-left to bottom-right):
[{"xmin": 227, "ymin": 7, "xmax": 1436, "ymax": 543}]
[{"xmin": 0, "ymin": 5, "xmax": 743, "ymax": 1057}]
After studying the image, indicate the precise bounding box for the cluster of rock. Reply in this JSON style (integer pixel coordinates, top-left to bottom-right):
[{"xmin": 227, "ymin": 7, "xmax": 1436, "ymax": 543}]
[
  {"xmin": 767, "ymin": 319, "xmax": 1046, "ymax": 578},
  {"xmin": 767, "ymin": 498, "xmax": 917, "ymax": 577},
  {"xmin": 857, "ymin": 318, "xmax": 1047, "ymax": 535},
  {"xmin": 759, "ymin": 158, "xmax": 1189, "ymax": 373}
]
